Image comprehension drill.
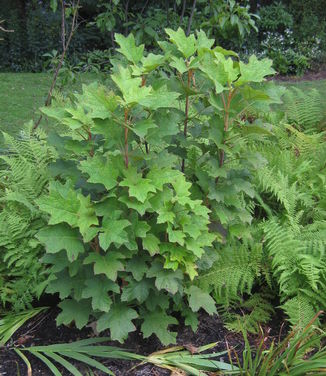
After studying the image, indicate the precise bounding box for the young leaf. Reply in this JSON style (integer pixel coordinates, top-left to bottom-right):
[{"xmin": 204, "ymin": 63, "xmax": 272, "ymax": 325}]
[
  {"xmin": 186, "ymin": 286, "xmax": 217, "ymax": 315},
  {"xmin": 120, "ymin": 168, "xmax": 156, "ymax": 203},
  {"xmin": 115, "ymin": 33, "xmax": 144, "ymax": 64},
  {"xmin": 165, "ymin": 28, "xmax": 197, "ymax": 59},
  {"xmin": 237, "ymin": 55, "xmax": 275, "ymax": 85},
  {"xmin": 111, "ymin": 66, "xmax": 151, "ymax": 105}
]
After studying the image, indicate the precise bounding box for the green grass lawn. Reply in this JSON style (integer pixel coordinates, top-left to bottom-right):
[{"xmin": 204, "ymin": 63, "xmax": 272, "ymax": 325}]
[
  {"xmin": 0, "ymin": 72, "xmax": 325, "ymax": 138},
  {"xmin": 0, "ymin": 73, "xmax": 101, "ymax": 137},
  {"xmin": 283, "ymin": 78, "xmax": 326, "ymax": 97}
]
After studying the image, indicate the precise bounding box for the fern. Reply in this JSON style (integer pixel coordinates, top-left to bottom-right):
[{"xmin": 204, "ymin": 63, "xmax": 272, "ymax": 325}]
[
  {"xmin": 264, "ymin": 219, "xmax": 326, "ymax": 293},
  {"xmin": 283, "ymin": 87, "xmax": 325, "ymax": 131},
  {"xmin": 254, "ymin": 117, "xmax": 326, "ymax": 328},
  {"xmin": 0, "ymin": 125, "xmax": 56, "ymax": 311},
  {"xmin": 222, "ymin": 292, "xmax": 275, "ymax": 334},
  {"xmin": 235, "ymin": 99, "xmax": 326, "ymax": 331},
  {"xmin": 281, "ymin": 294, "xmax": 318, "ymax": 330},
  {"xmin": 197, "ymin": 242, "xmax": 263, "ymax": 306}
]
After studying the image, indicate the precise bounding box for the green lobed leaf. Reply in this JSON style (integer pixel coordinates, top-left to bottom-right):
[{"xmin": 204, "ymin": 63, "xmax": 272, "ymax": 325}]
[
  {"xmin": 120, "ymin": 168, "xmax": 156, "ymax": 203},
  {"xmin": 99, "ymin": 215, "xmax": 131, "ymax": 250},
  {"xmin": 186, "ymin": 286, "xmax": 217, "ymax": 315},
  {"xmin": 84, "ymin": 252, "xmax": 125, "ymax": 281},
  {"xmin": 75, "ymin": 83, "xmax": 118, "ymax": 119},
  {"xmin": 36, "ymin": 180, "xmax": 98, "ymax": 239},
  {"xmin": 165, "ymin": 28, "xmax": 197, "ymax": 59},
  {"xmin": 57, "ymin": 299, "xmax": 91, "ymax": 329},
  {"xmin": 147, "ymin": 263, "xmax": 183, "ymax": 294},
  {"xmin": 121, "ymin": 278, "xmax": 152, "ymax": 303},
  {"xmin": 82, "ymin": 278, "xmax": 119, "ymax": 312},
  {"xmin": 111, "ymin": 66, "xmax": 151, "ymax": 105},
  {"xmin": 126, "ymin": 257, "xmax": 149, "ymax": 281},
  {"xmin": 141, "ymin": 310, "xmax": 178, "ymax": 345},
  {"xmin": 37, "ymin": 224, "xmax": 84, "ymax": 262},
  {"xmin": 237, "ymin": 55, "xmax": 275, "ymax": 85},
  {"xmin": 79, "ymin": 154, "xmax": 119, "ymax": 191},
  {"xmin": 142, "ymin": 234, "xmax": 160, "ymax": 256},
  {"xmin": 115, "ymin": 33, "xmax": 144, "ymax": 64},
  {"xmin": 97, "ymin": 304, "xmax": 138, "ymax": 342}
]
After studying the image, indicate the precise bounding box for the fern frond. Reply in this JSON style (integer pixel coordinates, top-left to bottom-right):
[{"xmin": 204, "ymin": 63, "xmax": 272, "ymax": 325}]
[
  {"xmin": 197, "ymin": 243, "xmax": 262, "ymax": 306},
  {"xmin": 281, "ymin": 294, "xmax": 317, "ymax": 330},
  {"xmin": 0, "ymin": 125, "xmax": 55, "ymax": 311},
  {"xmin": 222, "ymin": 292, "xmax": 275, "ymax": 334},
  {"xmin": 283, "ymin": 87, "xmax": 324, "ymax": 131}
]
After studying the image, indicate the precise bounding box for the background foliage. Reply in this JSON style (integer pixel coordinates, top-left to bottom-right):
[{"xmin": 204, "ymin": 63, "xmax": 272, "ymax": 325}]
[{"xmin": 0, "ymin": 0, "xmax": 325, "ymax": 75}]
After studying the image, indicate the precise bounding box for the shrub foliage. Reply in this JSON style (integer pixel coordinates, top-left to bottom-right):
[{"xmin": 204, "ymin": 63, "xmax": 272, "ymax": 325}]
[{"xmin": 35, "ymin": 29, "xmax": 278, "ymax": 343}]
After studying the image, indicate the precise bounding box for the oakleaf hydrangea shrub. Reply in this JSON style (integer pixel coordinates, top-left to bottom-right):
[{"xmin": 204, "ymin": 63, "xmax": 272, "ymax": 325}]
[{"xmin": 37, "ymin": 29, "xmax": 277, "ymax": 344}]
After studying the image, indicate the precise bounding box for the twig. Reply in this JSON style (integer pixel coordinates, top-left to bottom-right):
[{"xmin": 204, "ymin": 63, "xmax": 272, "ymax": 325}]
[
  {"xmin": 61, "ymin": 0, "xmax": 66, "ymax": 50},
  {"xmin": 179, "ymin": 0, "xmax": 187, "ymax": 26},
  {"xmin": 0, "ymin": 20, "xmax": 14, "ymax": 40},
  {"xmin": 124, "ymin": 0, "xmax": 130, "ymax": 36},
  {"xmin": 166, "ymin": 0, "xmax": 170, "ymax": 26},
  {"xmin": 140, "ymin": 0, "xmax": 149, "ymax": 15},
  {"xmin": 0, "ymin": 20, "xmax": 14, "ymax": 33},
  {"xmin": 186, "ymin": 0, "xmax": 197, "ymax": 36},
  {"xmin": 33, "ymin": 0, "xmax": 80, "ymax": 130}
]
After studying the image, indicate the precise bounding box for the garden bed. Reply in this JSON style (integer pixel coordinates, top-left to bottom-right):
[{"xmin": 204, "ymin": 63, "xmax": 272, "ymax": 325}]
[
  {"xmin": 275, "ymin": 68, "xmax": 326, "ymax": 82},
  {"xmin": 0, "ymin": 308, "xmax": 286, "ymax": 376}
]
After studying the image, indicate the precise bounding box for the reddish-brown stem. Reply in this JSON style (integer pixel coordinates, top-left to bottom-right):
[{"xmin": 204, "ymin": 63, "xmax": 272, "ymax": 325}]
[
  {"xmin": 216, "ymin": 89, "xmax": 234, "ymax": 184},
  {"xmin": 219, "ymin": 89, "xmax": 233, "ymax": 167},
  {"xmin": 124, "ymin": 108, "xmax": 129, "ymax": 168},
  {"xmin": 141, "ymin": 75, "xmax": 149, "ymax": 154},
  {"xmin": 90, "ymin": 235, "xmax": 100, "ymax": 253},
  {"xmin": 181, "ymin": 68, "xmax": 192, "ymax": 173},
  {"xmin": 76, "ymin": 130, "xmax": 87, "ymax": 140},
  {"xmin": 87, "ymin": 128, "xmax": 94, "ymax": 157}
]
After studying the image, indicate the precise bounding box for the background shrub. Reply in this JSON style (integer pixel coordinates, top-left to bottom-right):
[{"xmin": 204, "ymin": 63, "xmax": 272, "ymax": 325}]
[{"xmin": 1, "ymin": 0, "xmax": 324, "ymax": 75}]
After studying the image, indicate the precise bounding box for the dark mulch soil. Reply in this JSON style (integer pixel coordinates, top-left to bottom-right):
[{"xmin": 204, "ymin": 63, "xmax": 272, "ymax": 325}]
[
  {"xmin": 275, "ymin": 68, "xmax": 326, "ymax": 82},
  {"xmin": 0, "ymin": 305, "xmax": 287, "ymax": 376}
]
